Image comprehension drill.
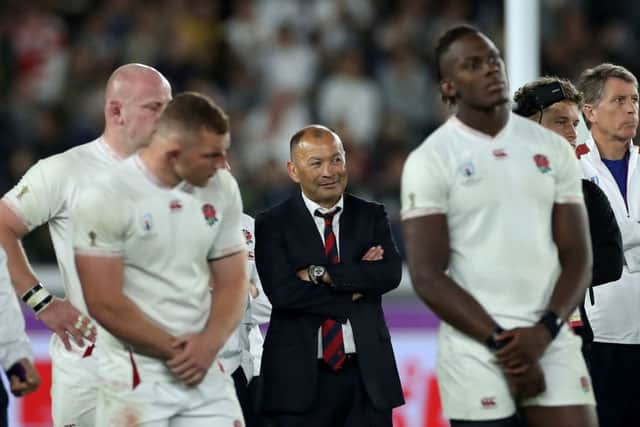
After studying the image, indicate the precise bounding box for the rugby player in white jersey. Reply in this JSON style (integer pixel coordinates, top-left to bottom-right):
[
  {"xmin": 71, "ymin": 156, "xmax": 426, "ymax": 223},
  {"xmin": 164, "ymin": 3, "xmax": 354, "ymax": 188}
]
[
  {"xmin": 0, "ymin": 63, "xmax": 172, "ymax": 426},
  {"xmin": 73, "ymin": 92, "xmax": 248, "ymax": 426},
  {"xmin": 218, "ymin": 212, "xmax": 271, "ymax": 426},
  {"xmin": 401, "ymin": 26, "xmax": 598, "ymax": 427}
]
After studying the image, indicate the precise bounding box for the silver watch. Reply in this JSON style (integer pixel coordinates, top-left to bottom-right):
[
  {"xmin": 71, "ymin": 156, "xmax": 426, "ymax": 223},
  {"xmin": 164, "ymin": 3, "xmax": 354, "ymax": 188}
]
[{"xmin": 308, "ymin": 265, "xmax": 326, "ymax": 284}]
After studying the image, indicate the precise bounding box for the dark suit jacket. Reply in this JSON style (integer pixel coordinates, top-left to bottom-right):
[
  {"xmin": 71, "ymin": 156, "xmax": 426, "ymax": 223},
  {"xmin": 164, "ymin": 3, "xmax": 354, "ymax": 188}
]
[
  {"xmin": 254, "ymin": 192, "xmax": 404, "ymax": 414},
  {"xmin": 577, "ymin": 179, "xmax": 623, "ymax": 343}
]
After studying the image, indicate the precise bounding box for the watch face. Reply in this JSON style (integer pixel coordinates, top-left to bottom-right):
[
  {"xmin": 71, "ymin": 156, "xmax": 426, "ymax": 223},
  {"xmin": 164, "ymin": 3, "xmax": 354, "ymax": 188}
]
[{"xmin": 312, "ymin": 266, "xmax": 325, "ymax": 277}]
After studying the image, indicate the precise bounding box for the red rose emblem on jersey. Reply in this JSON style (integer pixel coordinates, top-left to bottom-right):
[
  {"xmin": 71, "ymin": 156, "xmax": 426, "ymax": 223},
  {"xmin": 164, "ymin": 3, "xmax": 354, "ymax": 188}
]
[
  {"xmin": 202, "ymin": 203, "xmax": 218, "ymax": 225},
  {"xmin": 533, "ymin": 154, "xmax": 551, "ymax": 173}
]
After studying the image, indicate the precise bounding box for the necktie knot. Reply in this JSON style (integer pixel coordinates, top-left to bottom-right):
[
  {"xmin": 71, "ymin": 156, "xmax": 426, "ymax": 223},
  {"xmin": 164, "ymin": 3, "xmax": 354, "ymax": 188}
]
[{"xmin": 314, "ymin": 207, "xmax": 341, "ymax": 225}]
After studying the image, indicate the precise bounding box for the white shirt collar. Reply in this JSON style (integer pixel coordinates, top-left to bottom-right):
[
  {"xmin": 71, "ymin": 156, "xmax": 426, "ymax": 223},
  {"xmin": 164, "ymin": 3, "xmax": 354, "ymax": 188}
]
[{"xmin": 300, "ymin": 191, "xmax": 344, "ymax": 217}]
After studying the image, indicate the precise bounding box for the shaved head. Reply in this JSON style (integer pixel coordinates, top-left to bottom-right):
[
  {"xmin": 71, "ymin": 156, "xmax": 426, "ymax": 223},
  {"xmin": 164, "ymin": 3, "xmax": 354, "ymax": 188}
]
[
  {"xmin": 105, "ymin": 63, "xmax": 171, "ymax": 106},
  {"xmin": 103, "ymin": 63, "xmax": 172, "ymax": 155}
]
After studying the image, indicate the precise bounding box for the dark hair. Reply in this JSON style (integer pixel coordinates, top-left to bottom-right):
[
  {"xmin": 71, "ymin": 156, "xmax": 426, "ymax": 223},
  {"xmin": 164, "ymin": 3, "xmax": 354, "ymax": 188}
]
[
  {"xmin": 435, "ymin": 24, "xmax": 481, "ymax": 82},
  {"xmin": 513, "ymin": 76, "xmax": 583, "ymax": 117},
  {"xmin": 434, "ymin": 25, "xmax": 481, "ymax": 105},
  {"xmin": 158, "ymin": 92, "xmax": 229, "ymax": 137}
]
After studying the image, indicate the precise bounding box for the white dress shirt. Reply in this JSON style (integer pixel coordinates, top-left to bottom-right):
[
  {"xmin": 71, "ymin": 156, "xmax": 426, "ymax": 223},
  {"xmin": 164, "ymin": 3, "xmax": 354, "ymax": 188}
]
[{"xmin": 300, "ymin": 192, "xmax": 357, "ymax": 356}]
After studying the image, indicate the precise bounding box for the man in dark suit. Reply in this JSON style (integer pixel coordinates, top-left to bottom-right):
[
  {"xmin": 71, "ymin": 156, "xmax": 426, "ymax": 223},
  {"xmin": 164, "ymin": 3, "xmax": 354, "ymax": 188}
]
[{"xmin": 254, "ymin": 124, "xmax": 404, "ymax": 427}]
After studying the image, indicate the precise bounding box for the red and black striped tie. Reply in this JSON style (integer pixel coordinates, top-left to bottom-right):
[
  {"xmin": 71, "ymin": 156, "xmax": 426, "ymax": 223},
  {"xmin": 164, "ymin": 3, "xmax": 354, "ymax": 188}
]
[{"xmin": 315, "ymin": 208, "xmax": 346, "ymax": 370}]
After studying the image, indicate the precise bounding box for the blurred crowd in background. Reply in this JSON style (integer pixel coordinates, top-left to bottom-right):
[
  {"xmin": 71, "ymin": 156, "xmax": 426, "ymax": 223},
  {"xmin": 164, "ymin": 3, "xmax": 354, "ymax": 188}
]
[{"xmin": 1, "ymin": 0, "xmax": 639, "ymax": 261}]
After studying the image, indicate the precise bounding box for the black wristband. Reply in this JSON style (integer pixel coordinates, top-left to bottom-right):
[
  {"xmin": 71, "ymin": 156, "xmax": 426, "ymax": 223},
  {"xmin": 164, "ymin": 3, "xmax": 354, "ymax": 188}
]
[
  {"xmin": 537, "ymin": 310, "xmax": 564, "ymax": 340},
  {"xmin": 485, "ymin": 326, "xmax": 510, "ymax": 352}
]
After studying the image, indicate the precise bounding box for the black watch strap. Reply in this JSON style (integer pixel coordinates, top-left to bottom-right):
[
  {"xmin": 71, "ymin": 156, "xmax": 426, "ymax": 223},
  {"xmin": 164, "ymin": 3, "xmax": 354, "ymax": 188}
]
[{"xmin": 537, "ymin": 310, "xmax": 564, "ymax": 340}]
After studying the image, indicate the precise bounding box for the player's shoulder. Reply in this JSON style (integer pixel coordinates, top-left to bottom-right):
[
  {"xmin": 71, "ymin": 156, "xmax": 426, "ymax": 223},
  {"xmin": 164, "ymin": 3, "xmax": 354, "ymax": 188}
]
[
  {"xmin": 35, "ymin": 139, "xmax": 102, "ymax": 173},
  {"xmin": 205, "ymin": 168, "xmax": 240, "ymax": 196},
  {"xmin": 403, "ymin": 121, "xmax": 453, "ymax": 178},
  {"xmin": 510, "ymin": 113, "xmax": 567, "ymax": 149}
]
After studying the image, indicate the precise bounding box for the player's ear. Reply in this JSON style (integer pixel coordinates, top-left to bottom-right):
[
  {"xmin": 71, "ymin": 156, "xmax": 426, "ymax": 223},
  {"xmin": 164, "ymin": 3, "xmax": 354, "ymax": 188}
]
[
  {"xmin": 440, "ymin": 79, "xmax": 456, "ymax": 101},
  {"xmin": 287, "ymin": 161, "xmax": 300, "ymax": 184},
  {"xmin": 107, "ymin": 100, "xmax": 124, "ymax": 125}
]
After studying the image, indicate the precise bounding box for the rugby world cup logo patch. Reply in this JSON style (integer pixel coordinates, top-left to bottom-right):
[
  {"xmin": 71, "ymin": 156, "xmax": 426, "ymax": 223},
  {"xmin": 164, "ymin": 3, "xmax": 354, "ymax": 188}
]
[
  {"xmin": 202, "ymin": 203, "xmax": 218, "ymax": 226},
  {"xmin": 533, "ymin": 154, "xmax": 551, "ymax": 173}
]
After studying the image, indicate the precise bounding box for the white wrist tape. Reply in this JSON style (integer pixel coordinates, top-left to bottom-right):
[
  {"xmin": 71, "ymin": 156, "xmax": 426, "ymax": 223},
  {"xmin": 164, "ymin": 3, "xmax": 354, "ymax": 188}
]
[{"xmin": 21, "ymin": 283, "xmax": 54, "ymax": 314}]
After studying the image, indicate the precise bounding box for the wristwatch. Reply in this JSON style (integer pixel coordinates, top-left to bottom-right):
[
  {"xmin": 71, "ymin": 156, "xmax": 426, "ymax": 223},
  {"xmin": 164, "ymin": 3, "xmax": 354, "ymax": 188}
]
[{"xmin": 308, "ymin": 265, "xmax": 326, "ymax": 285}]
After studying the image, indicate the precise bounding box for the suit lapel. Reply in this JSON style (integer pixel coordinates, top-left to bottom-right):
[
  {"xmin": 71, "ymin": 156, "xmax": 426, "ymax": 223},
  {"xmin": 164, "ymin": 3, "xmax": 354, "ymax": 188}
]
[
  {"xmin": 291, "ymin": 194, "xmax": 326, "ymax": 260},
  {"xmin": 338, "ymin": 194, "xmax": 356, "ymax": 262}
]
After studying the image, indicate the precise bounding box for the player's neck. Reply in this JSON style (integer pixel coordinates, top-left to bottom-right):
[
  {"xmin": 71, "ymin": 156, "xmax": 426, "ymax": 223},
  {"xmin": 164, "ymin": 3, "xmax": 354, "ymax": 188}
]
[
  {"xmin": 102, "ymin": 131, "xmax": 138, "ymax": 159},
  {"xmin": 591, "ymin": 128, "xmax": 631, "ymax": 160},
  {"xmin": 456, "ymin": 103, "xmax": 509, "ymax": 137},
  {"xmin": 138, "ymin": 147, "xmax": 181, "ymax": 188}
]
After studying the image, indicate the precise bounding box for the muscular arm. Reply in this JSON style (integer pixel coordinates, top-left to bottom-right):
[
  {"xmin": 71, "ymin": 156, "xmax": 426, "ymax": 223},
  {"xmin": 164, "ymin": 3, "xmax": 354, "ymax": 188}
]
[
  {"xmin": 206, "ymin": 251, "xmax": 249, "ymax": 353},
  {"xmin": 402, "ymin": 214, "xmax": 498, "ymax": 343},
  {"xmin": 75, "ymin": 254, "xmax": 175, "ymax": 359},
  {"xmin": 546, "ymin": 202, "xmax": 593, "ymax": 319},
  {"xmin": 0, "ymin": 202, "xmax": 40, "ymax": 295},
  {"xmin": 0, "ymin": 202, "xmax": 90, "ymax": 350}
]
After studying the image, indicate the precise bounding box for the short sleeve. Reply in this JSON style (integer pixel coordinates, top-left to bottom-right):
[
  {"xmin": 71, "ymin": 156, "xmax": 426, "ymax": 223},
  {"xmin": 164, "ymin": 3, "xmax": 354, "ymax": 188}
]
[
  {"xmin": 208, "ymin": 173, "xmax": 246, "ymax": 260},
  {"xmin": 73, "ymin": 184, "xmax": 128, "ymax": 256},
  {"xmin": 401, "ymin": 145, "xmax": 450, "ymax": 220},
  {"xmin": 2, "ymin": 159, "xmax": 67, "ymax": 230},
  {"xmin": 552, "ymin": 135, "xmax": 584, "ymax": 204}
]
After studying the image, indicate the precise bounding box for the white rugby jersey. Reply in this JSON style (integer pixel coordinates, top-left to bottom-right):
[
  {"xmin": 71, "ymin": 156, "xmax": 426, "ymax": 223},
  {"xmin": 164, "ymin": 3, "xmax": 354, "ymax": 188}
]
[
  {"xmin": 73, "ymin": 155, "xmax": 245, "ymax": 348},
  {"xmin": 401, "ymin": 114, "xmax": 583, "ymax": 328},
  {"xmin": 219, "ymin": 213, "xmax": 272, "ymax": 378},
  {"xmin": 2, "ymin": 138, "xmax": 122, "ymax": 316}
]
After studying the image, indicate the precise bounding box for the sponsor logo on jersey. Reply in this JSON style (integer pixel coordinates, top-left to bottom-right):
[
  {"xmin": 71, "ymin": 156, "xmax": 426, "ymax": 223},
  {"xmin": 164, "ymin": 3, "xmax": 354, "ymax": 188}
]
[
  {"xmin": 533, "ymin": 154, "xmax": 551, "ymax": 173},
  {"xmin": 459, "ymin": 161, "xmax": 475, "ymax": 177},
  {"xmin": 202, "ymin": 203, "xmax": 218, "ymax": 225},
  {"xmin": 142, "ymin": 213, "xmax": 153, "ymax": 231},
  {"xmin": 492, "ymin": 148, "xmax": 507, "ymax": 158},
  {"xmin": 169, "ymin": 199, "xmax": 182, "ymax": 211},
  {"xmin": 480, "ymin": 396, "xmax": 496, "ymax": 408}
]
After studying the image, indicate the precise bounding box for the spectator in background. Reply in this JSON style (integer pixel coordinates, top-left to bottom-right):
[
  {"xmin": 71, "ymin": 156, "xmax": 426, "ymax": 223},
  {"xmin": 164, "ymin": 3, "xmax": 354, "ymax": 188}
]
[
  {"xmin": 513, "ymin": 76, "xmax": 623, "ymax": 356},
  {"xmin": 317, "ymin": 48, "xmax": 382, "ymax": 148}
]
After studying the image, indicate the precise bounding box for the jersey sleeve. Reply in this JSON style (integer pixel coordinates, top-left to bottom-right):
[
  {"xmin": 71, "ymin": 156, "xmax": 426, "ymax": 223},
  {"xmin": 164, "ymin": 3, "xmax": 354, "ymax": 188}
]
[
  {"xmin": 552, "ymin": 135, "xmax": 584, "ymax": 204},
  {"xmin": 2, "ymin": 158, "xmax": 67, "ymax": 231},
  {"xmin": 400, "ymin": 144, "xmax": 450, "ymax": 220},
  {"xmin": 0, "ymin": 249, "xmax": 33, "ymax": 369},
  {"xmin": 73, "ymin": 183, "xmax": 128, "ymax": 256},
  {"xmin": 208, "ymin": 172, "xmax": 246, "ymax": 260}
]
